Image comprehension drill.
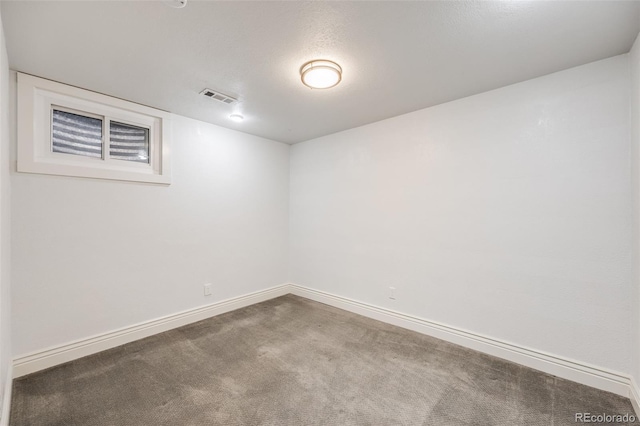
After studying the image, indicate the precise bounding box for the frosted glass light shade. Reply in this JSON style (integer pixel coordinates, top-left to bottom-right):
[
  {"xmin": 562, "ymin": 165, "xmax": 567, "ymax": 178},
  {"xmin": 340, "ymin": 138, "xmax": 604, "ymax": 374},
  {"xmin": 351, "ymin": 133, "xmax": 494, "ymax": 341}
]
[{"xmin": 300, "ymin": 60, "xmax": 342, "ymax": 89}]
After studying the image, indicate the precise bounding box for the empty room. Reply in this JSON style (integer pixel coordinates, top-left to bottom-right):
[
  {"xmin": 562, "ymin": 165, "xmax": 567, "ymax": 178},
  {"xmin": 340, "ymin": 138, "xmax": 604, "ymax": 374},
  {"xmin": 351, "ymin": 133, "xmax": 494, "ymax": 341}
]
[{"xmin": 2, "ymin": 0, "xmax": 640, "ymax": 425}]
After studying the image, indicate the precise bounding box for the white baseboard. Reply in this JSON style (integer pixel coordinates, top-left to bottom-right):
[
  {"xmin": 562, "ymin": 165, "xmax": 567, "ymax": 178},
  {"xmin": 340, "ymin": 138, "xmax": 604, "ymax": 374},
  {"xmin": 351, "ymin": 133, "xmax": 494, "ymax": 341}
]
[
  {"xmin": 0, "ymin": 365, "xmax": 12, "ymax": 426},
  {"xmin": 630, "ymin": 378, "xmax": 640, "ymax": 418},
  {"xmin": 13, "ymin": 284, "xmax": 290, "ymax": 378},
  {"xmin": 11, "ymin": 281, "xmax": 639, "ymax": 410},
  {"xmin": 289, "ymin": 284, "xmax": 633, "ymax": 398}
]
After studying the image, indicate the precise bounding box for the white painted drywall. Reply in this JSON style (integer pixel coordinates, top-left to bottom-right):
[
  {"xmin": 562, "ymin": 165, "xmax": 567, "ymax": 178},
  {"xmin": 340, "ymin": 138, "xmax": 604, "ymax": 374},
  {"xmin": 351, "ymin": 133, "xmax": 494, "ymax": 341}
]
[
  {"xmin": 290, "ymin": 55, "xmax": 632, "ymax": 374},
  {"xmin": 0, "ymin": 5, "xmax": 13, "ymax": 425},
  {"xmin": 0, "ymin": 7, "xmax": 9, "ymax": 421},
  {"xmin": 11, "ymin": 112, "xmax": 290, "ymax": 357},
  {"xmin": 3, "ymin": 1, "xmax": 640, "ymax": 144},
  {"xmin": 630, "ymin": 32, "xmax": 640, "ymax": 387}
]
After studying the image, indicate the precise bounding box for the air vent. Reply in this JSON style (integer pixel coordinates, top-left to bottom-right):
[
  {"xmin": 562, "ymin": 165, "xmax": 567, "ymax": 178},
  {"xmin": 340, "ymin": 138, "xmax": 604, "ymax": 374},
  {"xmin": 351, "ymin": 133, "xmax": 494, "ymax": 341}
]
[{"xmin": 200, "ymin": 89, "xmax": 237, "ymax": 105}]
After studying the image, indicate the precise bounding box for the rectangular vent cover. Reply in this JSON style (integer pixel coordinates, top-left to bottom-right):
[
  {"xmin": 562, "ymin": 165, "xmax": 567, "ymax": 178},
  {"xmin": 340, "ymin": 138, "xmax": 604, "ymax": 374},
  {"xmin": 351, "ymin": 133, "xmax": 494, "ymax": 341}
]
[{"xmin": 200, "ymin": 88, "xmax": 237, "ymax": 105}]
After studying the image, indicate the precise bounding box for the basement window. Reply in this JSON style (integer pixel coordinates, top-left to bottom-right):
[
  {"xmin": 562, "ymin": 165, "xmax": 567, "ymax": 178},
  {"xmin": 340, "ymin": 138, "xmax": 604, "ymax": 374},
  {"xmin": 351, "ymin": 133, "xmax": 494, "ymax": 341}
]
[{"xmin": 17, "ymin": 73, "xmax": 171, "ymax": 184}]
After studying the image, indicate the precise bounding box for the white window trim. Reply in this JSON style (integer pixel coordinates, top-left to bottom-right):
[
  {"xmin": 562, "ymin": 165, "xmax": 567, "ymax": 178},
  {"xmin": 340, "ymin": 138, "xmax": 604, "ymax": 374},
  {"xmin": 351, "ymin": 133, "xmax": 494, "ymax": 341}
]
[{"xmin": 17, "ymin": 72, "xmax": 172, "ymax": 184}]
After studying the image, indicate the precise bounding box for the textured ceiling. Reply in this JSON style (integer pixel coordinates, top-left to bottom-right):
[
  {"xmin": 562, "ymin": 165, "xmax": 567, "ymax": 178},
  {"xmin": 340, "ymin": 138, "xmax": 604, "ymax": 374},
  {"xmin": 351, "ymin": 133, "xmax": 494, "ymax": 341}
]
[{"xmin": 2, "ymin": 1, "xmax": 640, "ymax": 144}]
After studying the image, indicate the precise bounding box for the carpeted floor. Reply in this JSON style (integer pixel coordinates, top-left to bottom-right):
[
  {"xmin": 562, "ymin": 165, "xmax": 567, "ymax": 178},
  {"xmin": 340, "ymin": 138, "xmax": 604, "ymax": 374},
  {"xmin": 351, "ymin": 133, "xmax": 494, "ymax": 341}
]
[{"xmin": 10, "ymin": 294, "xmax": 638, "ymax": 425}]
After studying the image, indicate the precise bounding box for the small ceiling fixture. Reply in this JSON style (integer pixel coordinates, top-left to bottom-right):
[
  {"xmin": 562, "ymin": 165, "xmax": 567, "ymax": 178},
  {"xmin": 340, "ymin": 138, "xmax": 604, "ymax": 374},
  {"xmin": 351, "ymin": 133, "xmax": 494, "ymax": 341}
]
[
  {"xmin": 300, "ymin": 60, "xmax": 342, "ymax": 89},
  {"xmin": 229, "ymin": 114, "xmax": 244, "ymax": 122},
  {"xmin": 165, "ymin": 0, "xmax": 187, "ymax": 8}
]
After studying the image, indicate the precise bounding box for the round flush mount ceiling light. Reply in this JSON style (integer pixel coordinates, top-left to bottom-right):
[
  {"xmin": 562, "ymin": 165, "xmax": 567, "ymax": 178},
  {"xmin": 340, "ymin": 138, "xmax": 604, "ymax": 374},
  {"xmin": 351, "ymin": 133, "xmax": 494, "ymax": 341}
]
[
  {"xmin": 229, "ymin": 114, "xmax": 244, "ymax": 122},
  {"xmin": 300, "ymin": 60, "xmax": 342, "ymax": 89}
]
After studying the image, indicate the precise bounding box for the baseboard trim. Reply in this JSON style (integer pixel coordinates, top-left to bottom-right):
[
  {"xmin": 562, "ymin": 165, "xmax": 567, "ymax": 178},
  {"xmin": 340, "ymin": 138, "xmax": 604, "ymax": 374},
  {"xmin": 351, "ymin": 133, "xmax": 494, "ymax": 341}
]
[
  {"xmin": 289, "ymin": 284, "xmax": 632, "ymax": 398},
  {"xmin": 0, "ymin": 365, "xmax": 12, "ymax": 426},
  {"xmin": 630, "ymin": 378, "xmax": 640, "ymax": 418},
  {"xmin": 12, "ymin": 282, "xmax": 638, "ymax": 405},
  {"xmin": 13, "ymin": 284, "xmax": 290, "ymax": 378}
]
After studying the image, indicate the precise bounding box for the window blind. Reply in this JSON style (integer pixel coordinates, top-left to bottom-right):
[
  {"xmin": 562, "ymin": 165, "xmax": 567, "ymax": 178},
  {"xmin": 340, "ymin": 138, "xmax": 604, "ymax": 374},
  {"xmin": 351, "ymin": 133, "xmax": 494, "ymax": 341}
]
[
  {"xmin": 109, "ymin": 121, "xmax": 149, "ymax": 163},
  {"xmin": 52, "ymin": 109, "xmax": 103, "ymax": 158}
]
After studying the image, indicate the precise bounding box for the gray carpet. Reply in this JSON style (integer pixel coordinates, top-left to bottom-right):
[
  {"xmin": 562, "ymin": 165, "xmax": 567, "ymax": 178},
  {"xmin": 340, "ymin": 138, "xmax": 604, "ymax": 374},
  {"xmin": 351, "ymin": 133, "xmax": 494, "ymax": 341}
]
[{"xmin": 10, "ymin": 294, "xmax": 638, "ymax": 425}]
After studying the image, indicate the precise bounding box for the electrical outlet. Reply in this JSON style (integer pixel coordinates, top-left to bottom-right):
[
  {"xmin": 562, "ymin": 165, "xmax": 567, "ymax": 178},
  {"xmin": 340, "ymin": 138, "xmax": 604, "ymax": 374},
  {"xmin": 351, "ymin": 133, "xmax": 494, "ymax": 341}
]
[
  {"xmin": 389, "ymin": 286, "xmax": 396, "ymax": 300},
  {"xmin": 204, "ymin": 283, "xmax": 212, "ymax": 296}
]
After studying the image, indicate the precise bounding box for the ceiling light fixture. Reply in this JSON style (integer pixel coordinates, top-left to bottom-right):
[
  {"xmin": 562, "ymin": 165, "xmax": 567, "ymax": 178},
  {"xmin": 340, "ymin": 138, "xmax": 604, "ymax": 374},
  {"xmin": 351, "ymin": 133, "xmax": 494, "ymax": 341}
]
[
  {"xmin": 229, "ymin": 114, "xmax": 244, "ymax": 122},
  {"xmin": 300, "ymin": 60, "xmax": 342, "ymax": 89}
]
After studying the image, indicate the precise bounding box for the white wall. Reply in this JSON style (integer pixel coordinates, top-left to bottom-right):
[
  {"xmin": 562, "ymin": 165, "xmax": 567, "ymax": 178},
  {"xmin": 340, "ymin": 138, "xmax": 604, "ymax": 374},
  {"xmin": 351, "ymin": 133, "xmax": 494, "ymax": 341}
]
[
  {"xmin": 631, "ymin": 33, "xmax": 640, "ymax": 388},
  {"xmin": 11, "ymin": 112, "xmax": 290, "ymax": 357},
  {"xmin": 290, "ymin": 55, "xmax": 632, "ymax": 374},
  {"xmin": 0, "ymin": 6, "xmax": 10, "ymax": 420}
]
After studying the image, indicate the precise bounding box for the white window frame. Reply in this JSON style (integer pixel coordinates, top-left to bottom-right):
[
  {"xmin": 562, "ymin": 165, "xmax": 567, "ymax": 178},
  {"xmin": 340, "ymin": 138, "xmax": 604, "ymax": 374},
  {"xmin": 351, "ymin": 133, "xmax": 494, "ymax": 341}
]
[{"xmin": 17, "ymin": 73, "xmax": 172, "ymax": 184}]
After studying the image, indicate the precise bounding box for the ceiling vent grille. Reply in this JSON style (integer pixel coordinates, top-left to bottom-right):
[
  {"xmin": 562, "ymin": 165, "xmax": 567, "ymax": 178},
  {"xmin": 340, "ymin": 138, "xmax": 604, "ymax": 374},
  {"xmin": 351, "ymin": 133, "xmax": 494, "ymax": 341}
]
[{"xmin": 200, "ymin": 89, "xmax": 237, "ymax": 105}]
